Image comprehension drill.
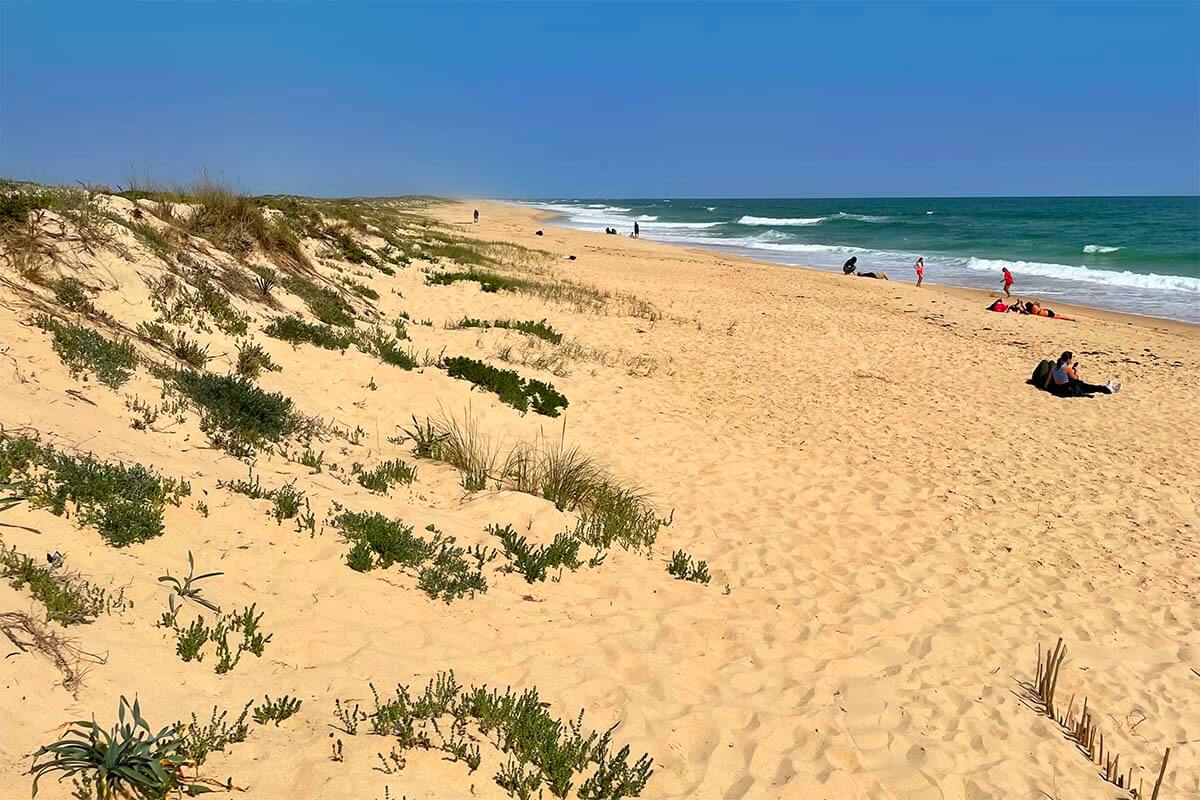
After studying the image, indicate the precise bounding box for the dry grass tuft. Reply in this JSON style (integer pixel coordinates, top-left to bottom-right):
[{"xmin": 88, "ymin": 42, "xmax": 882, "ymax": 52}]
[{"xmin": 0, "ymin": 611, "xmax": 105, "ymax": 693}]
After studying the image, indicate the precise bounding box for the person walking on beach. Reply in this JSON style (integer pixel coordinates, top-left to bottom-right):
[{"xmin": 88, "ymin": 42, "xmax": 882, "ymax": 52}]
[
  {"xmin": 633, "ymin": 221, "xmax": 640, "ymax": 238},
  {"xmin": 1002, "ymin": 266, "xmax": 1014, "ymax": 298},
  {"xmin": 473, "ymin": 209, "xmax": 479, "ymax": 224},
  {"xmin": 914, "ymin": 257, "xmax": 925, "ymax": 287}
]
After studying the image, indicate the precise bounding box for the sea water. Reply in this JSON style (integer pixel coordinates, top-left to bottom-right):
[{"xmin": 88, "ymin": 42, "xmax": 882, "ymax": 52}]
[{"xmin": 526, "ymin": 197, "xmax": 1199, "ymax": 323}]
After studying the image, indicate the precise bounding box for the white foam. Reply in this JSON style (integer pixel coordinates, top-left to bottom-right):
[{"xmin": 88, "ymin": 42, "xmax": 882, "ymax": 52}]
[
  {"xmin": 738, "ymin": 215, "xmax": 826, "ymax": 226},
  {"xmin": 705, "ymin": 206, "xmax": 717, "ymax": 212},
  {"xmin": 641, "ymin": 220, "xmax": 720, "ymax": 229},
  {"xmin": 964, "ymin": 257, "xmax": 1199, "ymax": 293},
  {"xmin": 1083, "ymin": 244, "xmax": 1121, "ymax": 254},
  {"xmin": 831, "ymin": 212, "xmax": 891, "ymax": 222},
  {"xmin": 635, "ymin": 215, "xmax": 658, "ymax": 221}
]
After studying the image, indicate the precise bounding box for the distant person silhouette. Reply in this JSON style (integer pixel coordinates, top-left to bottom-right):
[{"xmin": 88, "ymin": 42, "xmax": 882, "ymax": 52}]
[
  {"xmin": 473, "ymin": 209, "xmax": 479, "ymax": 224},
  {"xmin": 633, "ymin": 221, "xmax": 640, "ymax": 238}
]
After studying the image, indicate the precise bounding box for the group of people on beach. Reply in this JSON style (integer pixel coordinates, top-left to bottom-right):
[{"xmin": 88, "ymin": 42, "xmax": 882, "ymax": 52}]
[
  {"xmin": 986, "ymin": 297, "xmax": 1075, "ymax": 321},
  {"xmin": 840, "ymin": 255, "xmax": 1122, "ymax": 398}
]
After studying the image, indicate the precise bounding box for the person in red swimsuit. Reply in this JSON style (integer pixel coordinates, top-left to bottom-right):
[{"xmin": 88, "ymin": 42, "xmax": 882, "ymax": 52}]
[
  {"xmin": 914, "ymin": 257, "xmax": 925, "ymax": 287},
  {"xmin": 1002, "ymin": 266, "xmax": 1014, "ymax": 298}
]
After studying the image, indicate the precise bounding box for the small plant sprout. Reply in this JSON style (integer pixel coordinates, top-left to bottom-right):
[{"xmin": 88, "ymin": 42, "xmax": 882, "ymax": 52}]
[
  {"xmin": 253, "ymin": 694, "xmax": 302, "ymax": 726},
  {"xmin": 667, "ymin": 550, "xmax": 711, "ymax": 585},
  {"xmin": 158, "ymin": 550, "xmax": 222, "ymax": 620}
]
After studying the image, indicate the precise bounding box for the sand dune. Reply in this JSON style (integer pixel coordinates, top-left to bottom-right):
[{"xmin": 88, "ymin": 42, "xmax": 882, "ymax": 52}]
[{"xmin": 0, "ymin": 193, "xmax": 1195, "ymax": 799}]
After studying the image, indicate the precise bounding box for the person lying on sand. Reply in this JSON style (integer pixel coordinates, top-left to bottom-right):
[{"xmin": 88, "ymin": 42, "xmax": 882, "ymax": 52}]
[
  {"xmin": 987, "ymin": 298, "xmax": 1025, "ymax": 313},
  {"xmin": 1025, "ymin": 301, "xmax": 1075, "ymax": 321},
  {"xmin": 1046, "ymin": 351, "xmax": 1121, "ymax": 397},
  {"xmin": 842, "ymin": 257, "xmax": 889, "ymax": 280}
]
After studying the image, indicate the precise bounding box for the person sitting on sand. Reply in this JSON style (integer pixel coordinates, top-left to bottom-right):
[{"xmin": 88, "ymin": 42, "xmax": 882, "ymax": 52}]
[
  {"xmin": 1047, "ymin": 351, "xmax": 1121, "ymax": 397},
  {"xmin": 1025, "ymin": 301, "xmax": 1075, "ymax": 321},
  {"xmin": 843, "ymin": 256, "xmax": 858, "ymax": 275}
]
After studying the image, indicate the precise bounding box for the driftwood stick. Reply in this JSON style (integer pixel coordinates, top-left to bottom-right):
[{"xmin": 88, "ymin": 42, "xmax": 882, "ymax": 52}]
[{"xmin": 1150, "ymin": 747, "xmax": 1170, "ymax": 800}]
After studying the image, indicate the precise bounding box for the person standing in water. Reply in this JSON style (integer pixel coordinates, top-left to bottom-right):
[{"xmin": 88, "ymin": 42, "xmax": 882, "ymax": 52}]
[
  {"xmin": 1002, "ymin": 266, "xmax": 1014, "ymax": 298},
  {"xmin": 914, "ymin": 257, "xmax": 925, "ymax": 287},
  {"xmin": 633, "ymin": 221, "xmax": 640, "ymax": 238}
]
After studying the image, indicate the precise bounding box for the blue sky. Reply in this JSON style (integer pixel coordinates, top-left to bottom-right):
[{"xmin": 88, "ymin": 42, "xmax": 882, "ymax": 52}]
[{"xmin": 2, "ymin": 1, "xmax": 1197, "ymax": 198}]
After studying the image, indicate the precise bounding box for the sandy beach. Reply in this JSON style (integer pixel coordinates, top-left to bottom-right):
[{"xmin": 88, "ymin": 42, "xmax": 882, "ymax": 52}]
[{"xmin": 0, "ymin": 193, "xmax": 1196, "ymax": 800}]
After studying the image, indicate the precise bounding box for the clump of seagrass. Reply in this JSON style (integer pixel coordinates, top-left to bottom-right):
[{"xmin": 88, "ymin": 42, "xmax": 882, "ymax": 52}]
[
  {"xmin": 400, "ymin": 414, "xmax": 669, "ymax": 553},
  {"xmin": 333, "ymin": 671, "xmax": 654, "ymax": 800},
  {"xmin": 1031, "ymin": 638, "xmax": 1172, "ymax": 798}
]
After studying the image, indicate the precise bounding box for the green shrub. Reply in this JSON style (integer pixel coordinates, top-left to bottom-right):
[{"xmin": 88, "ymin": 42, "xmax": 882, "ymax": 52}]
[
  {"xmin": 36, "ymin": 316, "xmax": 138, "ymax": 387},
  {"xmin": 1, "ymin": 544, "xmax": 128, "ymax": 625},
  {"xmin": 357, "ymin": 460, "xmax": 417, "ymax": 493},
  {"xmin": 332, "ymin": 510, "xmax": 431, "ymax": 572},
  {"xmin": 217, "ymin": 470, "xmax": 308, "ymax": 526},
  {"xmin": 336, "ymin": 672, "xmax": 653, "ymax": 800},
  {"xmin": 452, "ymin": 317, "xmax": 563, "ymax": 345},
  {"xmin": 235, "ymin": 340, "xmax": 281, "ymax": 378},
  {"xmin": 189, "ymin": 277, "xmax": 250, "ymax": 336},
  {"xmin": 666, "ymin": 550, "xmax": 710, "ymax": 584},
  {"xmin": 253, "ymin": 695, "xmax": 302, "ymax": 726},
  {"xmin": 573, "ymin": 484, "xmax": 665, "ymax": 553},
  {"xmin": 443, "ymin": 356, "xmax": 568, "ymax": 417},
  {"xmin": 168, "ymin": 369, "xmax": 298, "ymax": 454},
  {"xmin": 51, "ymin": 277, "xmax": 92, "ymax": 313},
  {"xmin": 4, "ymin": 435, "xmax": 190, "ymax": 547},
  {"xmin": 271, "ymin": 483, "xmax": 306, "ymax": 522},
  {"xmin": 490, "ymin": 524, "xmax": 582, "ymax": 583},
  {"xmin": 417, "ymin": 537, "xmax": 489, "ymax": 602},
  {"xmin": 167, "ymin": 605, "xmax": 272, "ymax": 674},
  {"xmin": 332, "ymin": 512, "xmax": 487, "ymax": 602},
  {"xmin": 103, "ymin": 212, "xmax": 176, "ymax": 263},
  {"xmin": 178, "ymin": 703, "xmax": 250, "ymax": 766},
  {"xmin": 331, "ymin": 231, "xmax": 377, "ymax": 266},
  {"xmin": 264, "ymin": 315, "xmax": 354, "ymax": 350},
  {"xmin": 280, "ymin": 274, "xmax": 355, "ymax": 327},
  {"xmin": 347, "ymin": 279, "xmax": 379, "ymax": 300},
  {"xmin": 361, "ymin": 326, "xmax": 417, "ymax": 369}
]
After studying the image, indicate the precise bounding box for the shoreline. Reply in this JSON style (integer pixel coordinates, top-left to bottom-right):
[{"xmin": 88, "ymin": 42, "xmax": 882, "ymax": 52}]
[{"xmin": 511, "ymin": 202, "xmax": 1199, "ymax": 338}]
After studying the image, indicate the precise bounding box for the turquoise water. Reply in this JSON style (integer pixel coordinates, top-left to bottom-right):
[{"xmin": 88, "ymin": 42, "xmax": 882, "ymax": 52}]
[{"xmin": 528, "ymin": 197, "xmax": 1200, "ymax": 323}]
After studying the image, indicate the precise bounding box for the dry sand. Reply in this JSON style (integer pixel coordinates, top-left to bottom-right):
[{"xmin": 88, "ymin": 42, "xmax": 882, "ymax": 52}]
[{"xmin": 0, "ymin": 196, "xmax": 1196, "ymax": 799}]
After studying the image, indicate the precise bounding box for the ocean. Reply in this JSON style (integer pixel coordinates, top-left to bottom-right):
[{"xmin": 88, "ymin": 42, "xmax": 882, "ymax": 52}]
[{"xmin": 525, "ymin": 197, "xmax": 1200, "ymax": 324}]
